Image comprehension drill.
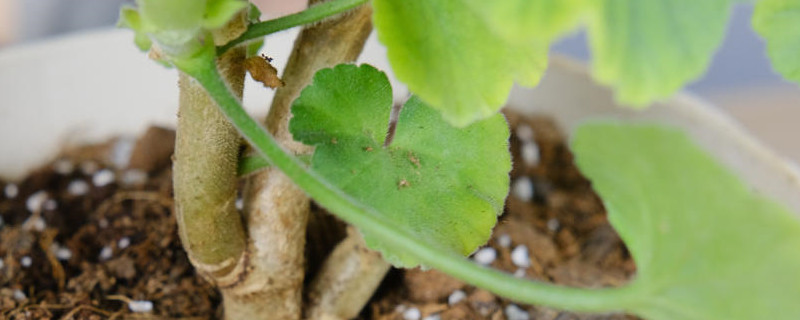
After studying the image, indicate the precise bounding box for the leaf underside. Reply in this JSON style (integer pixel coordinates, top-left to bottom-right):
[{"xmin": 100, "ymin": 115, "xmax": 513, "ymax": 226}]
[
  {"xmin": 586, "ymin": 0, "xmax": 734, "ymax": 106},
  {"xmin": 372, "ymin": 0, "xmax": 548, "ymax": 127},
  {"xmin": 289, "ymin": 64, "xmax": 511, "ymax": 268},
  {"xmin": 573, "ymin": 123, "xmax": 800, "ymax": 320}
]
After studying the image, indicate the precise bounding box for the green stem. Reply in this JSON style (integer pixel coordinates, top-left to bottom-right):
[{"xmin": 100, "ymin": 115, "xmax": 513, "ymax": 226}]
[
  {"xmin": 176, "ymin": 53, "xmax": 643, "ymax": 314},
  {"xmin": 218, "ymin": 0, "xmax": 369, "ymax": 54}
]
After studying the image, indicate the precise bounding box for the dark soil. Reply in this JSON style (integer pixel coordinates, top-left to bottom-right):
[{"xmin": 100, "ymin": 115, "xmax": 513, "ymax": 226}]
[{"xmin": 0, "ymin": 112, "xmax": 636, "ymax": 319}]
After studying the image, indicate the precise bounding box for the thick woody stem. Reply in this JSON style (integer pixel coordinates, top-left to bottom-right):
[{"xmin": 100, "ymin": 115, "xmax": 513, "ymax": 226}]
[
  {"xmin": 306, "ymin": 228, "xmax": 391, "ymax": 320},
  {"xmin": 173, "ymin": 13, "xmax": 248, "ymax": 278},
  {"xmin": 228, "ymin": 2, "xmax": 374, "ymax": 320}
]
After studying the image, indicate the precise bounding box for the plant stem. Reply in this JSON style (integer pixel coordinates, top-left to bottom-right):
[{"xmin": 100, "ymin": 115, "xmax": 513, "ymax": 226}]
[
  {"xmin": 179, "ymin": 56, "xmax": 645, "ymax": 314},
  {"xmin": 238, "ymin": 1, "xmax": 373, "ymax": 317},
  {"xmin": 306, "ymin": 227, "xmax": 390, "ymax": 320},
  {"xmin": 217, "ymin": 0, "xmax": 369, "ymax": 54},
  {"xmin": 172, "ymin": 24, "xmax": 247, "ymax": 276}
]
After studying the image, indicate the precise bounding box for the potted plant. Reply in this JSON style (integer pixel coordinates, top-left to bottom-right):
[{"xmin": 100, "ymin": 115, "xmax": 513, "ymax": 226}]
[{"xmin": 1, "ymin": 0, "xmax": 799, "ymax": 319}]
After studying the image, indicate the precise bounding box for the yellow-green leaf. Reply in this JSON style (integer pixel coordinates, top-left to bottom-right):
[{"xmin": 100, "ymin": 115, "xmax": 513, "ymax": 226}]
[
  {"xmin": 573, "ymin": 123, "xmax": 800, "ymax": 320},
  {"xmin": 586, "ymin": 0, "xmax": 734, "ymax": 105},
  {"xmin": 753, "ymin": 0, "xmax": 800, "ymax": 83},
  {"xmin": 373, "ymin": 0, "xmax": 548, "ymax": 127}
]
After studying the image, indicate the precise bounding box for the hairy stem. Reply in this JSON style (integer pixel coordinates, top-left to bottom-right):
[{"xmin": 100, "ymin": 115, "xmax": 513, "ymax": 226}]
[
  {"xmin": 173, "ymin": 13, "xmax": 248, "ymax": 278},
  {"xmin": 228, "ymin": 1, "xmax": 374, "ymax": 319},
  {"xmin": 218, "ymin": 0, "xmax": 369, "ymax": 54},
  {"xmin": 306, "ymin": 228, "xmax": 390, "ymax": 320}
]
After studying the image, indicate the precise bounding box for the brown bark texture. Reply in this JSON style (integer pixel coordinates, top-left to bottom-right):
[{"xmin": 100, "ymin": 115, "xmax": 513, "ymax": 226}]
[{"xmin": 229, "ymin": 2, "xmax": 375, "ymax": 320}]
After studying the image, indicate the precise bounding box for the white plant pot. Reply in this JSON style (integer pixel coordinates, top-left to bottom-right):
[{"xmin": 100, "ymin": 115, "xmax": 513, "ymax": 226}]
[{"xmin": 1, "ymin": 28, "xmax": 798, "ymax": 215}]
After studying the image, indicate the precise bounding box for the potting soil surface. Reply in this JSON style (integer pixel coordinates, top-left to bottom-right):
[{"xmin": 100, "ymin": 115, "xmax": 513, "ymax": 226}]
[{"xmin": 0, "ymin": 112, "xmax": 637, "ymax": 319}]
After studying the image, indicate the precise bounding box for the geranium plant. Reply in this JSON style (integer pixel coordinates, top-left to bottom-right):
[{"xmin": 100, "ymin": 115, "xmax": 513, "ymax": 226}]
[{"xmin": 119, "ymin": 0, "xmax": 800, "ymax": 319}]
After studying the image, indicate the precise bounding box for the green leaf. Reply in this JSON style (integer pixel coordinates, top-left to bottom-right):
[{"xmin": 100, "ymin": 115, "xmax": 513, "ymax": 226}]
[
  {"xmin": 289, "ymin": 64, "xmax": 510, "ymax": 267},
  {"xmin": 202, "ymin": 0, "xmax": 249, "ymax": 30},
  {"xmin": 117, "ymin": 6, "xmax": 152, "ymax": 51},
  {"xmin": 138, "ymin": 0, "xmax": 205, "ymax": 30},
  {"xmin": 753, "ymin": 0, "xmax": 800, "ymax": 83},
  {"xmin": 585, "ymin": 0, "xmax": 734, "ymax": 105},
  {"xmin": 573, "ymin": 123, "xmax": 800, "ymax": 320},
  {"xmin": 372, "ymin": 0, "xmax": 548, "ymax": 127},
  {"xmin": 462, "ymin": 0, "xmax": 586, "ymax": 42}
]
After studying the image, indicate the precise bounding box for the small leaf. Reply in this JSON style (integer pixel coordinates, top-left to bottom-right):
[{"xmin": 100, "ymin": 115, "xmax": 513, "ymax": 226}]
[
  {"xmin": 117, "ymin": 6, "xmax": 152, "ymax": 51},
  {"xmin": 245, "ymin": 56, "xmax": 284, "ymax": 88},
  {"xmin": 290, "ymin": 64, "xmax": 510, "ymax": 267},
  {"xmin": 585, "ymin": 0, "xmax": 734, "ymax": 105},
  {"xmin": 753, "ymin": 0, "xmax": 800, "ymax": 84},
  {"xmin": 462, "ymin": 0, "xmax": 586, "ymax": 43},
  {"xmin": 573, "ymin": 123, "xmax": 800, "ymax": 320},
  {"xmin": 203, "ymin": 0, "xmax": 249, "ymax": 30},
  {"xmin": 373, "ymin": 0, "xmax": 548, "ymax": 127}
]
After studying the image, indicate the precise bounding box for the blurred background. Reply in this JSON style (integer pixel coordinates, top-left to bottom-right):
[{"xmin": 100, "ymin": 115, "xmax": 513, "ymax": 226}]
[{"xmin": 0, "ymin": 0, "xmax": 796, "ymax": 161}]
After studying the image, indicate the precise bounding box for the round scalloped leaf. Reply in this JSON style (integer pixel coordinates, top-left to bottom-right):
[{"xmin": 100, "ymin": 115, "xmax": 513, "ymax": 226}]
[
  {"xmin": 573, "ymin": 123, "xmax": 800, "ymax": 320},
  {"xmin": 462, "ymin": 0, "xmax": 586, "ymax": 43},
  {"xmin": 753, "ymin": 0, "xmax": 800, "ymax": 84},
  {"xmin": 586, "ymin": 0, "xmax": 734, "ymax": 106},
  {"xmin": 372, "ymin": 0, "xmax": 548, "ymax": 127},
  {"xmin": 290, "ymin": 64, "xmax": 510, "ymax": 267}
]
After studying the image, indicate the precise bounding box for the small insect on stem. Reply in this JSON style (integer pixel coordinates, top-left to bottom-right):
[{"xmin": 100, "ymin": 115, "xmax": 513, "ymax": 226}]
[
  {"xmin": 383, "ymin": 102, "xmax": 403, "ymax": 147},
  {"xmin": 246, "ymin": 53, "xmax": 284, "ymax": 88}
]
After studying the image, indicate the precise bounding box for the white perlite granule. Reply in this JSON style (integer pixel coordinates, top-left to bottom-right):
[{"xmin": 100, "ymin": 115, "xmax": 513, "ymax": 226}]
[
  {"xmin": 402, "ymin": 307, "xmax": 421, "ymax": 320},
  {"xmin": 4, "ymin": 183, "xmax": 18, "ymax": 199},
  {"xmin": 511, "ymin": 245, "xmax": 531, "ymax": 268},
  {"xmin": 521, "ymin": 142, "xmax": 540, "ymax": 166},
  {"xmin": 512, "ymin": 177, "xmax": 534, "ymax": 202},
  {"xmin": 505, "ymin": 304, "xmax": 530, "ymax": 320},
  {"xmin": 56, "ymin": 247, "xmax": 73, "ymax": 261},
  {"xmin": 99, "ymin": 246, "xmax": 113, "ymax": 260},
  {"xmin": 24, "ymin": 216, "xmax": 46, "ymax": 232},
  {"xmin": 514, "ymin": 268, "xmax": 526, "ymax": 278},
  {"xmin": 67, "ymin": 180, "xmax": 90, "ymax": 196},
  {"xmin": 13, "ymin": 289, "xmax": 26, "ymax": 301},
  {"xmin": 26, "ymin": 191, "xmax": 48, "ymax": 213},
  {"xmin": 448, "ymin": 289, "xmax": 466, "ymax": 305},
  {"xmin": 128, "ymin": 300, "xmax": 154, "ymax": 313},
  {"xmin": 53, "ymin": 159, "xmax": 75, "ymax": 175},
  {"xmin": 118, "ymin": 237, "xmax": 131, "ymax": 249},
  {"xmin": 515, "ymin": 124, "xmax": 535, "ymax": 142},
  {"xmin": 111, "ymin": 137, "xmax": 136, "ymax": 169},
  {"xmin": 80, "ymin": 161, "xmax": 99, "ymax": 175},
  {"xmin": 121, "ymin": 169, "xmax": 148, "ymax": 186},
  {"xmin": 547, "ymin": 218, "xmax": 560, "ymax": 231},
  {"xmin": 93, "ymin": 169, "xmax": 115, "ymax": 187},
  {"xmin": 43, "ymin": 199, "xmax": 57, "ymax": 211},
  {"xmin": 496, "ymin": 233, "xmax": 512, "ymax": 248},
  {"xmin": 20, "ymin": 256, "xmax": 32, "ymax": 268},
  {"xmin": 473, "ymin": 247, "xmax": 497, "ymax": 265},
  {"xmin": 422, "ymin": 315, "xmax": 441, "ymax": 320}
]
